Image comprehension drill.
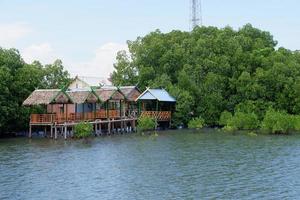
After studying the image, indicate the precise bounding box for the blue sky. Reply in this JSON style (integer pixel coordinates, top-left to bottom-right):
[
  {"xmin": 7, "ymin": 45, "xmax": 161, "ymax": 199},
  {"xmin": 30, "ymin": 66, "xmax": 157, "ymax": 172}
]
[{"xmin": 0, "ymin": 0, "xmax": 299, "ymax": 78}]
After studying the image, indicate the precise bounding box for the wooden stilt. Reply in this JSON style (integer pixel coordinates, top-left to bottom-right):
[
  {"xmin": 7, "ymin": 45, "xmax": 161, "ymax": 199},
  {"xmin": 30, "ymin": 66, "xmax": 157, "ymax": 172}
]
[
  {"xmin": 50, "ymin": 125, "xmax": 53, "ymax": 138},
  {"xmin": 29, "ymin": 124, "xmax": 32, "ymax": 138},
  {"xmin": 64, "ymin": 124, "xmax": 67, "ymax": 140},
  {"xmin": 44, "ymin": 126, "xmax": 47, "ymax": 137},
  {"xmin": 71, "ymin": 126, "xmax": 74, "ymax": 137},
  {"xmin": 54, "ymin": 125, "xmax": 57, "ymax": 140},
  {"xmin": 112, "ymin": 119, "xmax": 115, "ymax": 134},
  {"xmin": 132, "ymin": 119, "xmax": 136, "ymax": 132},
  {"xmin": 108, "ymin": 120, "xmax": 111, "ymax": 135},
  {"xmin": 120, "ymin": 120, "xmax": 124, "ymax": 134},
  {"xmin": 99, "ymin": 122, "xmax": 102, "ymax": 135}
]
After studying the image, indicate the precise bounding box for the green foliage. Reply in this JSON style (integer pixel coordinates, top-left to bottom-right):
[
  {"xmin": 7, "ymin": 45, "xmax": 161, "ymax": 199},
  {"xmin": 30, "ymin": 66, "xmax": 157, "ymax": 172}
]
[
  {"xmin": 74, "ymin": 122, "xmax": 93, "ymax": 138},
  {"xmin": 188, "ymin": 117, "xmax": 205, "ymax": 129},
  {"xmin": 0, "ymin": 47, "xmax": 70, "ymax": 135},
  {"xmin": 137, "ymin": 116, "xmax": 156, "ymax": 132},
  {"xmin": 111, "ymin": 24, "xmax": 300, "ymax": 127},
  {"xmin": 261, "ymin": 108, "xmax": 294, "ymax": 134},
  {"xmin": 219, "ymin": 111, "xmax": 233, "ymax": 126},
  {"xmin": 292, "ymin": 115, "xmax": 300, "ymax": 131},
  {"xmin": 226, "ymin": 112, "xmax": 260, "ymax": 130}
]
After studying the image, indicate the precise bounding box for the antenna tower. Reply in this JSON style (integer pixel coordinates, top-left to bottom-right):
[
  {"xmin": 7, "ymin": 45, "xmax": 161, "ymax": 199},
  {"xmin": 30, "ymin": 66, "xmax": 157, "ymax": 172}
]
[{"xmin": 190, "ymin": 0, "xmax": 202, "ymax": 29}]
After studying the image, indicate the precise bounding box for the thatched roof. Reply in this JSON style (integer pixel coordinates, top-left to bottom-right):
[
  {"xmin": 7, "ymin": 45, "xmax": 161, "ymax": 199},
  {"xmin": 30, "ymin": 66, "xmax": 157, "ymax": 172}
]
[
  {"xmin": 119, "ymin": 86, "xmax": 141, "ymax": 101},
  {"xmin": 23, "ymin": 86, "xmax": 137, "ymax": 106},
  {"xmin": 94, "ymin": 88, "xmax": 125, "ymax": 102},
  {"xmin": 67, "ymin": 90, "xmax": 98, "ymax": 104},
  {"xmin": 23, "ymin": 89, "xmax": 61, "ymax": 106},
  {"xmin": 52, "ymin": 91, "xmax": 73, "ymax": 104}
]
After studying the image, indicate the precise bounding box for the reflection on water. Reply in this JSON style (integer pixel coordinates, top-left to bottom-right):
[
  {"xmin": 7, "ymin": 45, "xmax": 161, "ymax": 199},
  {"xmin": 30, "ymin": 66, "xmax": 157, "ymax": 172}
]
[{"xmin": 1, "ymin": 129, "xmax": 300, "ymax": 199}]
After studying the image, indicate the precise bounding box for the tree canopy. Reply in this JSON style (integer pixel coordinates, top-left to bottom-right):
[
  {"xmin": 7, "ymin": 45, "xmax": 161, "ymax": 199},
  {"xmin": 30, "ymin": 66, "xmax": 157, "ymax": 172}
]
[
  {"xmin": 111, "ymin": 24, "xmax": 300, "ymax": 127},
  {"xmin": 0, "ymin": 48, "xmax": 70, "ymax": 135}
]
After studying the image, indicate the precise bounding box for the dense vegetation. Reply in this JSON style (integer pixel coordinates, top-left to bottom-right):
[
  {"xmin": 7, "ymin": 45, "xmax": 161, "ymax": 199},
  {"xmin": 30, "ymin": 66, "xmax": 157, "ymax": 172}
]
[
  {"xmin": 74, "ymin": 122, "xmax": 93, "ymax": 138},
  {"xmin": 0, "ymin": 48, "xmax": 70, "ymax": 136},
  {"xmin": 188, "ymin": 117, "xmax": 205, "ymax": 129},
  {"xmin": 111, "ymin": 24, "xmax": 300, "ymax": 133},
  {"xmin": 137, "ymin": 116, "xmax": 156, "ymax": 132}
]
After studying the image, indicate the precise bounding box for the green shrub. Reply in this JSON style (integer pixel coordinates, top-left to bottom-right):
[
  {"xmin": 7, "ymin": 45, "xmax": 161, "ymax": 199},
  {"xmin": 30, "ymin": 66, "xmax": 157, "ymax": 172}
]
[
  {"xmin": 292, "ymin": 115, "xmax": 300, "ymax": 131},
  {"xmin": 219, "ymin": 111, "xmax": 233, "ymax": 126},
  {"xmin": 188, "ymin": 117, "xmax": 205, "ymax": 129},
  {"xmin": 223, "ymin": 125, "xmax": 237, "ymax": 132},
  {"xmin": 74, "ymin": 122, "xmax": 93, "ymax": 138},
  {"xmin": 137, "ymin": 116, "xmax": 156, "ymax": 132},
  {"xmin": 261, "ymin": 108, "xmax": 293, "ymax": 134},
  {"xmin": 226, "ymin": 111, "xmax": 259, "ymax": 130}
]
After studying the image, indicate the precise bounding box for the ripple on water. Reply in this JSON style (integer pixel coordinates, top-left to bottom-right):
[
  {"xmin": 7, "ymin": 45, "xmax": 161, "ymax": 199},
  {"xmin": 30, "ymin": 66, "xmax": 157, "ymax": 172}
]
[{"xmin": 1, "ymin": 130, "xmax": 300, "ymax": 199}]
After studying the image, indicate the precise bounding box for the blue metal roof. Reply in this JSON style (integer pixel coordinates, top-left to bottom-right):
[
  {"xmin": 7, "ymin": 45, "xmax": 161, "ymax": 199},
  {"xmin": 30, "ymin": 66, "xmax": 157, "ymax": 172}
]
[{"xmin": 136, "ymin": 88, "xmax": 176, "ymax": 102}]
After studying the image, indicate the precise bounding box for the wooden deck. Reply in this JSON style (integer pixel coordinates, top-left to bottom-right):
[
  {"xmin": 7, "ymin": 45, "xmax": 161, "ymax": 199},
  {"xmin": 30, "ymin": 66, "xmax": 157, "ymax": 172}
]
[
  {"xmin": 28, "ymin": 110, "xmax": 172, "ymax": 139},
  {"xmin": 30, "ymin": 110, "xmax": 121, "ymax": 124},
  {"xmin": 30, "ymin": 111, "xmax": 171, "ymax": 124}
]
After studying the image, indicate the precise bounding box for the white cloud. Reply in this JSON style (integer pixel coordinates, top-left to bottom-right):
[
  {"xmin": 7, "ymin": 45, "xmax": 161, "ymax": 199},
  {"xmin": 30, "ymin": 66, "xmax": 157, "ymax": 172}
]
[
  {"xmin": 0, "ymin": 23, "xmax": 32, "ymax": 47},
  {"xmin": 67, "ymin": 42, "xmax": 128, "ymax": 79},
  {"xmin": 21, "ymin": 42, "xmax": 57, "ymax": 64}
]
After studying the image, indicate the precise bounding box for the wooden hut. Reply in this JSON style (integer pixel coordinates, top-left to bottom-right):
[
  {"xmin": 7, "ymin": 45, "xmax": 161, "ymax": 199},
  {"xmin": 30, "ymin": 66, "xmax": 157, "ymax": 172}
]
[
  {"xmin": 136, "ymin": 88, "xmax": 176, "ymax": 126},
  {"xmin": 119, "ymin": 86, "xmax": 141, "ymax": 117}
]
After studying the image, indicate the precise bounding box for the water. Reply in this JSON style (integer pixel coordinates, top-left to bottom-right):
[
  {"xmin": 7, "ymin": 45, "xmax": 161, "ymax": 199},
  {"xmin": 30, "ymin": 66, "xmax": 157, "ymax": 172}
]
[{"xmin": 1, "ymin": 129, "xmax": 300, "ymax": 200}]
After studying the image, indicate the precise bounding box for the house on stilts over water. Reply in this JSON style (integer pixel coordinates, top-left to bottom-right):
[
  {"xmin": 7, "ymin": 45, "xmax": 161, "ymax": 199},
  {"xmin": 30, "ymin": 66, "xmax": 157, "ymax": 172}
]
[{"xmin": 22, "ymin": 76, "xmax": 176, "ymax": 139}]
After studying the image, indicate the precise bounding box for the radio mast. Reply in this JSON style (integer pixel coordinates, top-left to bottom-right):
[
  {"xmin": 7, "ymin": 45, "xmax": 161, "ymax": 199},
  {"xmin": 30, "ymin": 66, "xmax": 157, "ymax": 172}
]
[{"xmin": 190, "ymin": 0, "xmax": 202, "ymax": 29}]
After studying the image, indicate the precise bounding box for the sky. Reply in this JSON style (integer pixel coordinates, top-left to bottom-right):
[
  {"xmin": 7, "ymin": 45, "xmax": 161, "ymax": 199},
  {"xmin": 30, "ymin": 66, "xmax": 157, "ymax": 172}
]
[{"xmin": 0, "ymin": 0, "xmax": 300, "ymax": 79}]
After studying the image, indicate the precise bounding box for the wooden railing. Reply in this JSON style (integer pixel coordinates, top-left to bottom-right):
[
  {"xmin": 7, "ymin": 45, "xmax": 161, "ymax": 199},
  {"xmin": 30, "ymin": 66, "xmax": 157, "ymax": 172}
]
[
  {"xmin": 30, "ymin": 111, "xmax": 171, "ymax": 124},
  {"xmin": 30, "ymin": 110, "xmax": 122, "ymax": 124},
  {"xmin": 30, "ymin": 114, "xmax": 56, "ymax": 124},
  {"xmin": 140, "ymin": 111, "xmax": 171, "ymax": 121}
]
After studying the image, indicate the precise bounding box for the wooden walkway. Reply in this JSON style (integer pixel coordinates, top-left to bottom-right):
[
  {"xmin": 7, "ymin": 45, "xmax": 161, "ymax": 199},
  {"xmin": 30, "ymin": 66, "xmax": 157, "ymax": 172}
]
[
  {"xmin": 29, "ymin": 118, "xmax": 137, "ymax": 139},
  {"xmin": 28, "ymin": 111, "xmax": 172, "ymax": 139}
]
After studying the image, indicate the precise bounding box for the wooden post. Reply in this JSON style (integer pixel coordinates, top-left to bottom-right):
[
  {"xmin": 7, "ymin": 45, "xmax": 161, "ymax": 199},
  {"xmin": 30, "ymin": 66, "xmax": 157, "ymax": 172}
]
[
  {"xmin": 99, "ymin": 121, "xmax": 102, "ymax": 135},
  {"xmin": 132, "ymin": 119, "xmax": 136, "ymax": 132},
  {"xmin": 50, "ymin": 125, "xmax": 53, "ymax": 138},
  {"xmin": 120, "ymin": 120, "xmax": 123, "ymax": 133},
  {"xmin": 108, "ymin": 120, "xmax": 111, "ymax": 135},
  {"xmin": 29, "ymin": 124, "xmax": 32, "ymax": 138},
  {"xmin": 64, "ymin": 123, "xmax": 67, "ymax": 140},
  {"xmin": 44, "ymin": 126, "xmax": 47, "ymax": 137},
  {"xmin": 120, "ymin": 100, "xmax": 122, "ymax": 118},
  {"xmin": 138, "ymin": 100, "xmax": 141, "ymax": 116},
  {"xmin": 112, "ymin": 119, "xmax": 115, "ymax": 134},
  {"xmin": 106, "ymin": 101, "xmax": 109, "ymax": 119},
  {"xmin": 94, "ymin": 103, "xmax": 96, "ymax": 120},
  {"xmin": 71, "ymin": 126, "xmax": 74, "ymax": 137},
  {"xmin": 66, "ymin": 104, "xmax": 68, "ymax": 122},
  {"xmin": 54, "ymin": 124, "xmax": 57, "ymax": 140}
]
